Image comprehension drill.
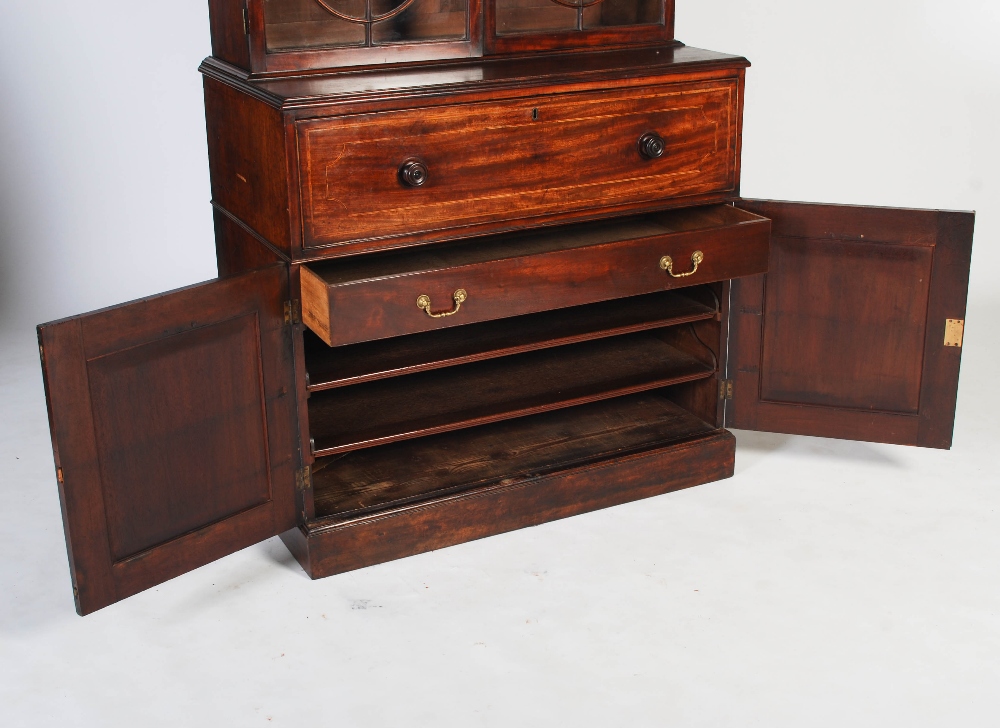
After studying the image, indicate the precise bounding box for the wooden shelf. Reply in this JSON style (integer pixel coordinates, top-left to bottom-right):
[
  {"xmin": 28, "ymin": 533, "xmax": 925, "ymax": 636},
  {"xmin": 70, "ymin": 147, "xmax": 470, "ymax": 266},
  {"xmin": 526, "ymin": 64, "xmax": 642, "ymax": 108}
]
[
  {"xmin": 304, "ymin": 289, "xmax": 717, "ymax": 391},
  {"xmin": 308, "ymin": 331, "xmax": 714, "ymax": 456},
  {"xmin": 312, "ymin": 391, "xmax": 717, "ymax": 520}
]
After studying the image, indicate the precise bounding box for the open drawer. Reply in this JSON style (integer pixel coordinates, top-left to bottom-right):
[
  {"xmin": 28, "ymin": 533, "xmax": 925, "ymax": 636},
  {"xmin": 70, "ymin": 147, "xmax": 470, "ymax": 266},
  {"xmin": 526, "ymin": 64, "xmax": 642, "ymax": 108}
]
[{"xmin": 300, "ymin": 203, "xmax": 770, "ymax": 347}]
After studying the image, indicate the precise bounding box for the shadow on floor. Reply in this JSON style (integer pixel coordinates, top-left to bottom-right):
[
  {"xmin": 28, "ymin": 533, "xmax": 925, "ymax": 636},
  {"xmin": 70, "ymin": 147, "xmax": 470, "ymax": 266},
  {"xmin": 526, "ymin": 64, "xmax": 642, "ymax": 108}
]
[
  {"xmin": 731, "ymin": 428, "xmax": 903, "ymax": 476},
  {"xmin": 258, "ymin": 536, "xmax": 312, "ymax": 579}
]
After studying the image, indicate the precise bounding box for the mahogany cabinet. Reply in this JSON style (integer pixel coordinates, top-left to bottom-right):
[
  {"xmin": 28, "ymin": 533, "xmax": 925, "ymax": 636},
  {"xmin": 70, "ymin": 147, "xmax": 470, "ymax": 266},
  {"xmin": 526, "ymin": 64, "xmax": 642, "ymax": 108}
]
[
  {"xmin": 216, "ymin": 0, "xmax": 674, "ymax": 72},
  {"xmin": 38, "ymin": 3, "xmax": 974, "ymax": 615}
]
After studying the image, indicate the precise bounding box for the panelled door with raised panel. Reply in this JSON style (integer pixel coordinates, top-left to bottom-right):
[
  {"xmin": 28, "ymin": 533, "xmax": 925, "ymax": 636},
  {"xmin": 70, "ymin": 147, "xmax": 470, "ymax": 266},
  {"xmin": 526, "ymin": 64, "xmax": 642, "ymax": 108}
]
[
  {"xmin": 726, "ymin": 200, "xmax": 974, "ymax": 449},
  {"xmin": 38, "ymin": 265, "xmax": 300, "ymax": 615}
]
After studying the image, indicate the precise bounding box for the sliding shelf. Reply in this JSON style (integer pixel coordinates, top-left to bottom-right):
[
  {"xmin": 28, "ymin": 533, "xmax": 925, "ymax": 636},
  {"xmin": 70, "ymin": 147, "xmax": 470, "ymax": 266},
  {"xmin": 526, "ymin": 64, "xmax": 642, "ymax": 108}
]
[
  {"xmin": 308, "ymin": 331, "xmax": 715, "ymax": 456},
  {"xmin": 312, "ymin": 391, "xmax": 719, "ymax": 521},
  {"xmin": 304, "ymin": 289, "xmax": 717, "ymax": 391}
]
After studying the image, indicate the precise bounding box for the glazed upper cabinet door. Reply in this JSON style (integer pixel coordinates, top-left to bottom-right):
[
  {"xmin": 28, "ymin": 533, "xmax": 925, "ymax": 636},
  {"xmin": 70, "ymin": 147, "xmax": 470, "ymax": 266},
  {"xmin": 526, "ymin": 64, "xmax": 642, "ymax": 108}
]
[
  {"xmin": 213, "ymin": 0, "xmax": 671, "ymax": 71},
  {"xmin": 38, "ymin": 266, "xmax": 299, "ymax": 615},
  {"xmin": 251, "ymin": 0, "xmax": 482, "ymax": 72},
  {"xmin": 264, "ymin": 0, "xmax": 472, "ymax": 50},
  {"xmin": 727, "ymin": 200, "xmax": 974, "ymax": 449},
  {"xmin": 494, "ymin": 0, "xmax": 660, "ymax": 33},
  {"xmin": 487, "ymin": 0, "xmax": 673, "ymax": 53}
]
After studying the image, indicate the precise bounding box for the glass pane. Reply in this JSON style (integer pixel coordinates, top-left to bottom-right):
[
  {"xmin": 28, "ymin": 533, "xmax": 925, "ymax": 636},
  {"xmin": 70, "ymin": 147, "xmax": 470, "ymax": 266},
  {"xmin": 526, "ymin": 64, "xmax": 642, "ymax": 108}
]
[
  {"xmin": 264, "ymin": 0, "xmax": 367, "ymax": 51},
  {"xmin": 495, "ymin": 0, "xmax": 577, "ymax": 35},
  {"xmin": 582, "ymin": 0, "xmax": 661, "ymax": 28},
  {"xmin": 265, "ymin": 0, "xmax": 469, "ymax": 51},
  {"xmin": 371, "ymin": 0, "xmax": 469, "ymax": 44}
]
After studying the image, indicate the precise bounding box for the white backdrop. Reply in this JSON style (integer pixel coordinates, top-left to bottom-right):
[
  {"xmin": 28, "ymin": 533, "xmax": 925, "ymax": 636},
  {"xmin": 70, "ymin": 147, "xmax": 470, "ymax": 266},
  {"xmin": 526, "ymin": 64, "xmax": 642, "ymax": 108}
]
[
  {"xmin": 2, "ymin": 4, "xmax": 1000, "ymax": 727},
  {"xmin": 0, "ymin": 1, "xmax": 997, "ymax": 330}
]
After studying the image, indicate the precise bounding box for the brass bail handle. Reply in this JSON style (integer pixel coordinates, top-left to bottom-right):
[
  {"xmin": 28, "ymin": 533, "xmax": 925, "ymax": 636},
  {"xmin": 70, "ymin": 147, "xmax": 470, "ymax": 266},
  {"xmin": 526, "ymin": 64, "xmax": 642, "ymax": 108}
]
[
  {"xmin": 417, "ymin": 289, "xmax": 468, "ymax": 318},
  {"xmin": 660, "ymin": 251, "xmax": 704, "ymax": 278}
]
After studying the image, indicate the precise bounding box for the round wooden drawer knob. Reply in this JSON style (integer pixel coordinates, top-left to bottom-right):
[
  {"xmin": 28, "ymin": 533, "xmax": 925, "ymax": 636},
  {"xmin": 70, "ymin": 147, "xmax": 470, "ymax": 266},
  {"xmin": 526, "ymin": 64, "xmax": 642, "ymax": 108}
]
[
  {"xmin": 399, "ymin": 159, "xmax": 429, "ymax": 187},
  {"xmin": 637, "ymin": 132, "xmax": 666, "ymax": 160}
]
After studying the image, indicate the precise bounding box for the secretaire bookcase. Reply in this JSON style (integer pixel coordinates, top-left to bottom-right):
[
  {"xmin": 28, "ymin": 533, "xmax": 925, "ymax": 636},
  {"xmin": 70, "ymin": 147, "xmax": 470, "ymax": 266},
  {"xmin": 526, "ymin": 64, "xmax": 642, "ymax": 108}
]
[{"xmin": 38, "ymin": 0, "xmax": 975, "ymax": 615}]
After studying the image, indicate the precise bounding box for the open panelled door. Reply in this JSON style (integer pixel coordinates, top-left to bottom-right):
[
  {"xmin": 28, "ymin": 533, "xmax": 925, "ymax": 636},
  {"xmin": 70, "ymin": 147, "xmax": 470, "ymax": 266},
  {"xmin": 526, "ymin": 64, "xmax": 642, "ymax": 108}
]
[
  {"xmin": 726, "ymin": 200, "xmax": 974, "ymax": 449},
  {"xmin": 38, "ymin": 265, "xmax": 299, "ymax": 615}
]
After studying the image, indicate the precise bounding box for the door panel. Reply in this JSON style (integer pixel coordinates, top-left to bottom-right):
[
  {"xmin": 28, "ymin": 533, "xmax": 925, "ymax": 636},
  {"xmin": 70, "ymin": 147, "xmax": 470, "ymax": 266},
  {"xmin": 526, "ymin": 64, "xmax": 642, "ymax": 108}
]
[
  {"xmin": 759, "ymin": 236, "xmax": 931, "ymax": 414},
  {"xmin": 728, "ymin": 200, "xmax": 974, "ymax": 449},
  {"xmin": 38, "ymin": 265, "xmax": 298, "ymax": 615}
]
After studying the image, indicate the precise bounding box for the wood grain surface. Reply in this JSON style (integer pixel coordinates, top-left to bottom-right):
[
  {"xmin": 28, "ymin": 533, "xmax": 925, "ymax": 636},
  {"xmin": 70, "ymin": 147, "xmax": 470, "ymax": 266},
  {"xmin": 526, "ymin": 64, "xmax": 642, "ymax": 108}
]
[
  {"xmin": 284, "ymin": 425, "xmax": 734, "ymax": 579},
  {"xmin": 303, "ymin": 288, "xmax": 717, "ymax": 390},
  {"xmin": 307, "ymin": 331, "xmax": 715, "ymax": 455},
  {"xmin": 311, "ymin": 391, "xmax": 717, "ymax": 519},
  {"xmin": 38, "ymin": 266, "xmax": 298, "ymax": 615},
  {"xmin": 728, "ymin": 200, "xmax": 974, "ymax": 449},
  {"xmin": 297, "ymin": 81, "xmax": 739, "ymax": 250},
  {"xmin": 300, "ymin": 204, "xmax": 768, "ymax": 345}
]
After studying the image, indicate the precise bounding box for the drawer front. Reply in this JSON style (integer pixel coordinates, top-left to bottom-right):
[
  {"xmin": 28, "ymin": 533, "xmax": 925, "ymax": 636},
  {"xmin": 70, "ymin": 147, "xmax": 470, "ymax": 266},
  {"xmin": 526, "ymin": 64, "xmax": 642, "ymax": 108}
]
[
  {"xmin": 300, "ymin": 211, "xmax": 769, "ymax": 347},
  {"xmin": 297, "ymin": 80, "xmax": 740, "ymax": 253}
]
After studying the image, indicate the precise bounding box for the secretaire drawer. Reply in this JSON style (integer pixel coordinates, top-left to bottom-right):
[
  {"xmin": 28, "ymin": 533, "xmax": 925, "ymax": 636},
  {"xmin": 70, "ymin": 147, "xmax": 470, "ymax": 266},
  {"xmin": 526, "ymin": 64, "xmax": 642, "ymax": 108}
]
[
  {"xmin": 297, "ymin": 79, "xmax": 741, "ymax": 254},
  {"xmin": 300, "ymin": 204, "xmax": 769, "ymax": 347}
]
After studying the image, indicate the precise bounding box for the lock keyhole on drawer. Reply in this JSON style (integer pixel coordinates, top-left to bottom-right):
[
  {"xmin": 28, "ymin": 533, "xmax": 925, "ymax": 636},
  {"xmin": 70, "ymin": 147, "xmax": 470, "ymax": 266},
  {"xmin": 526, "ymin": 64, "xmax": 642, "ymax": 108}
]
[{"xmin": 532, "ymin": 108, "xmax": 539, "ymax": 121}]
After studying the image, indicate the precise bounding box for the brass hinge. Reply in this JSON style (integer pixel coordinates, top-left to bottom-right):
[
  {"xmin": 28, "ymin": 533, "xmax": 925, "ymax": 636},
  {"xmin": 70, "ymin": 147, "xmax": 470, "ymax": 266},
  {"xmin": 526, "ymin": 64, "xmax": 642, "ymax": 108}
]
[
  {"xmin": 56, "ymin": 467, "xmax": 65, "ymax": 484},
  {"xmin": 944, "ymin": 319, "xmax": 964, "ymax": 348},
  {"xmin": 719, "ymin": 379, "xmax": 733, "ymax": 400},
  {"xmin": 242, "ymin": 6, "xmax": 250, "ymax": 35},
  {"xmin": 284, "ymin": 300, "xmax": 301, "ymax": 326},
  {"xmin": 295, "ymin": 466, "xmax": 312, "ymax": 492}
]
